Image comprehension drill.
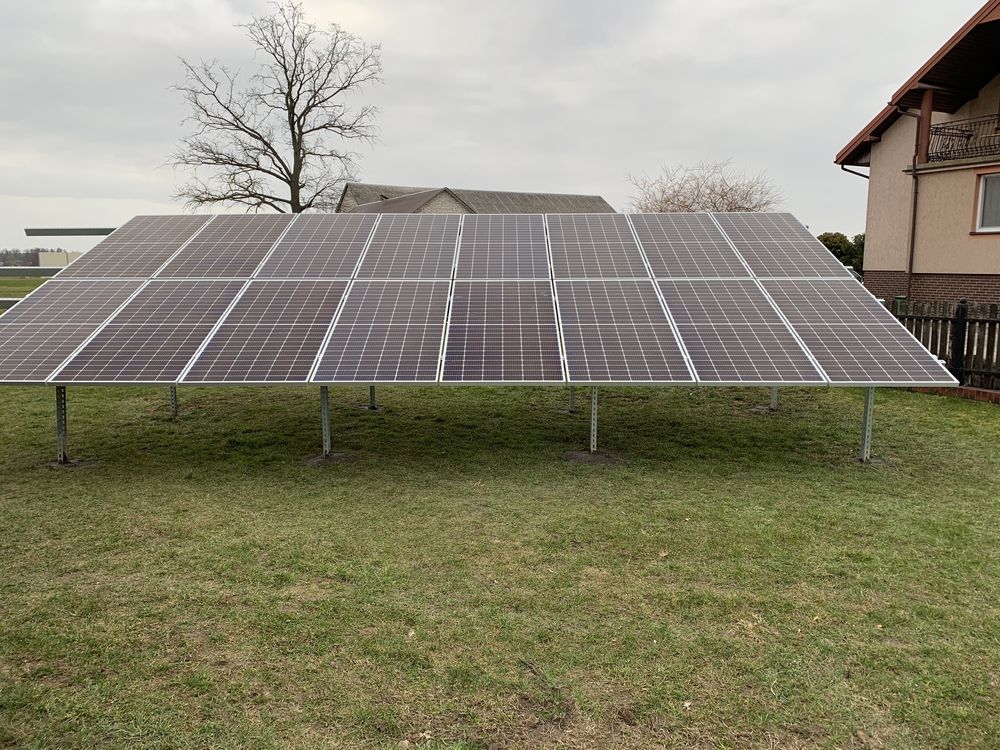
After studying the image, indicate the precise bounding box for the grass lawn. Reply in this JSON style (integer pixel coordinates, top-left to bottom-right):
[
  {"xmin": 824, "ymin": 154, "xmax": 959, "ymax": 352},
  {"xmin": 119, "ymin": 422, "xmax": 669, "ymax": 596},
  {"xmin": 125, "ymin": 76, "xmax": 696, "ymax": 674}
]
[
  {"xmin": 0, "ymin": 277, "xmax": 47, "ymax": 299},
  {"xmin": 1, "ymin": 385, "xmax": 997, "ymax": 749}
]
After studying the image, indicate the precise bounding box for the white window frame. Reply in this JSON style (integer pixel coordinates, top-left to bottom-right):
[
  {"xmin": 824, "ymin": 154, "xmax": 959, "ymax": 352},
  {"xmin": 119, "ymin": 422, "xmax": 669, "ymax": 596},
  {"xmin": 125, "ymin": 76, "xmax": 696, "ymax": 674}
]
[{"xmin": 977, "ymin": 173, "xmax": 1000, "ymax": 232}]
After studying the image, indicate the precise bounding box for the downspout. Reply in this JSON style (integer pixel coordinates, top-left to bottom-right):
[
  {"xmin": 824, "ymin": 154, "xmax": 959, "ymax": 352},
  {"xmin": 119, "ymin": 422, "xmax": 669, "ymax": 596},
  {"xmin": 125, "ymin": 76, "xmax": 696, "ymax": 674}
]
[
  {"xmin": 897, "ymin": 106, "xmax": 921, "ymax": 300},
  {"xmin": 900, "ymin": 88, "xmax": 935, "ymax": 300}
]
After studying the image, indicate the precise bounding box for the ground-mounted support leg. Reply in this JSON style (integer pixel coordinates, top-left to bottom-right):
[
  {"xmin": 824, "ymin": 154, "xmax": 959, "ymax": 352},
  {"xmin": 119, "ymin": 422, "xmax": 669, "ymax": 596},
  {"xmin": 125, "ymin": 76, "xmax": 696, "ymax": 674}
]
[
  {"xmin": 568, "ymin": 386, "xmax": 576, "ymax": 413},
  {"xmin": 320, "ymin": 386, "xmax": 331, "ymax": 458},
  {"xmin": 589, "ymin": 387, "xmax": 598, "ymax": 454},
  {"xmin": 769, "ymin": 386, "xmax": 779, "ymax": 412},
  {"xmin": 55, "ymin": 385, "xmax": 69, "ymax": 465},
  {"xmin": 170, "ymin": 385, "xmax": 179, "ymax": 418},
  {"xmin": 369, "ymin": 385, "xmax": 377, "ymax": 410},
  {"xmin": 859, "ymin": 387, "xmax": 875, "ymax": 463}
]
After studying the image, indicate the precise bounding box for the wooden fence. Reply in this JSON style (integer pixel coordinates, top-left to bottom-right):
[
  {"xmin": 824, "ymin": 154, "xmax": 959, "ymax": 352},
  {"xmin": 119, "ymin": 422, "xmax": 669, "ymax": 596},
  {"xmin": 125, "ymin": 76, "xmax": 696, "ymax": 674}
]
[{"xmin": 893, "ymin": 299, "xmax": 1000, "ymax": 390}]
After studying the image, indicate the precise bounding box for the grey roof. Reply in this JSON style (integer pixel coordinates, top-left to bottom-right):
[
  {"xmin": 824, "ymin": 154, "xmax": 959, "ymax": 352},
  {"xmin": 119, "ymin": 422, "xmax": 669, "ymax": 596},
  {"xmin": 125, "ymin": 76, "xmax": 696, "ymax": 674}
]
[
  {"xmin": 350, "ymin": 188, "xmax": 473, "ymax": 214},
  {"xmin": 337, "ymin": 182, "xmax": 616, "ymax": 214}
]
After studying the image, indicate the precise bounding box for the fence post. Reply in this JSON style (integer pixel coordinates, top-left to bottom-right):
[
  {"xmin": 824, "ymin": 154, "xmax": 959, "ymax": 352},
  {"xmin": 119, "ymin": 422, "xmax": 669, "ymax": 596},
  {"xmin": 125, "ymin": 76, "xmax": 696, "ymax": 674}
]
[{"xmin": 950, "ymin": 298, "xmax": 968, "ymax": 384}]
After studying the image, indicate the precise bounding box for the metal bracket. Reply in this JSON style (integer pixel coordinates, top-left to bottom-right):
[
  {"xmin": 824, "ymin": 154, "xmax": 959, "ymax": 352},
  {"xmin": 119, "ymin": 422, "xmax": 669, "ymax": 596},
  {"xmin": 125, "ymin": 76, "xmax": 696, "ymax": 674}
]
[
  {"xmin": 589, "ymin": 387, "xmax": 598, "ymax": 454},
  {"xmin": 321, "ymin": 386, "xmax": 331, "ymax": 458},
  {"xmin": 860, "ymin": 387, "xmax": 875, "ymax": 463},
  {"xmin": 55, "ymin": 386, "xmax": 69, "ymax": 464}
]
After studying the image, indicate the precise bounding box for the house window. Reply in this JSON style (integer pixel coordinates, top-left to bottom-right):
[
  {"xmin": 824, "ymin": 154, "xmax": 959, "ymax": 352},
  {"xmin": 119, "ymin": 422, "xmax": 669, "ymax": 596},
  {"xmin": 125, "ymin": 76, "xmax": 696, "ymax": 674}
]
[{"xmin": 978, "ymin": 174, "xmax": 1000, "ymax": 231}]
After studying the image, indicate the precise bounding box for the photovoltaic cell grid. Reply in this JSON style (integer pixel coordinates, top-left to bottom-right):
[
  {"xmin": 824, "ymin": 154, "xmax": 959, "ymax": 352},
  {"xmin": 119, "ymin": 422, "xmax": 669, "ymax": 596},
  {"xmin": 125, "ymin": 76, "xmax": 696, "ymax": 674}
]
[
  {"xmin": 629, "ymin": 213, "xmax": 749, "ymax": 279},
  {"xmin": 53, "ymin": 281, "xmax": 244, "ymax": 383},
  {"xmin": 762, "ymin": 279, "xmax": 956, "ymax": 384},
  {"xmin": 258, "ymin": 214, "xmax": 377, "ymax": 279},
  {"xmin": 658, "ymin": 280, "xmax": 823, "ymax": 383},
  {"xmin": 442, "ymin": 282, "xmax": 563, "ymax": 382},
  {"xmin": 548, "ymin": 214, "xmax": 649, "ymax": 279},
  {"xmin": 0, "ymin": 280, "xmax": 142, "ymax": 383},
  {"xmin": 313, "ymin": 281, "xmax": 450, "ymax": 382},
  {"xmin": 556, "ymin": 280, "xmax": 693, "ymax": 382},
  {"xmin": 0, "ymin": 213, "xmax": 956, "ymax": 387},
  {"xmin": 58, "ymin": 215, "xmax": 212, "ymax": 279},
  {"xmin": 713, "ymin": 213, "xmax": 853, "ymax": 279},
  {"xmin": 184, "ymin": 281, "xmax": 349, "ymax": 383},
  {"xmin": 455, "ymin": 215, "xmax": 549, "ymax": 279},
  {"xmin": 157, "ymin": 215, "xmax": 293, "ymax": 278},
  {"xmin": 356, "ymin": 215, "xmax": 460, "ymax": 279}
]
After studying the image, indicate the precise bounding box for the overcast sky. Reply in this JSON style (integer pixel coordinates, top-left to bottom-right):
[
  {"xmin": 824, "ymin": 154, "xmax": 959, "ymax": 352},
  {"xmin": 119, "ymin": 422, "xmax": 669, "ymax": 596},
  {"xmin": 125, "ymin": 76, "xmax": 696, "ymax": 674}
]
[{"xmin": 0, "ymin": 0, "xmax": 987, "ymax": 251}]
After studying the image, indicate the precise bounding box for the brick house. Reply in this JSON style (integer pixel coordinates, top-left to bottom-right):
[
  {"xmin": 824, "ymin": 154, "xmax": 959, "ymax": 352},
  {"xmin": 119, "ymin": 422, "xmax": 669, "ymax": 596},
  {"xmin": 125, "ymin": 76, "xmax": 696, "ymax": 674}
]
[
  {"xmin": 335, "ymin": 183, "xmax": 615, "ymax": 214},
  {"xmin": 836, "ymin": 0, "xmax": 1000, "ymax": 304}
]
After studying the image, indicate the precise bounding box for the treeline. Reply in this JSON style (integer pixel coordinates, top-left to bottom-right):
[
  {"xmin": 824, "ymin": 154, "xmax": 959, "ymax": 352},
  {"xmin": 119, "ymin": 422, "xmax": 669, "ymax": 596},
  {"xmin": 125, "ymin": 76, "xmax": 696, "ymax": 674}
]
[
  {"xmin": 817, "ymin": 232, "xmax": 864, "ymax": 273},
  {"xmin": 0, "ymin": 248, "xmax": 65, "ymax": 267}
]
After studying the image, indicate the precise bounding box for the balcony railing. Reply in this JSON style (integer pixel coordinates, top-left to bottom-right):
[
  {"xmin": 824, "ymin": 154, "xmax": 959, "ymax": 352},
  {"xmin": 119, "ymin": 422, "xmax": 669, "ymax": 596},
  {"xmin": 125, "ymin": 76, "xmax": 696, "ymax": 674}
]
[{"xmin": 928, "ymin": 114, "xmax": 1000, "ymax": 162}]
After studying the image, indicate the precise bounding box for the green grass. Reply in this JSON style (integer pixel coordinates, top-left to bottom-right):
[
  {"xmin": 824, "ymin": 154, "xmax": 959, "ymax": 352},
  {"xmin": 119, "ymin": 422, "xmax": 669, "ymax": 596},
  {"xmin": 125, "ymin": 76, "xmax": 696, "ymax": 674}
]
[
  {"xmin": 1, "ymin": 386, "xmax": 997, "ymax": 749},
  {"xmin": 0, "ymin": 277, "xmax": 47, "ymax": 298}
]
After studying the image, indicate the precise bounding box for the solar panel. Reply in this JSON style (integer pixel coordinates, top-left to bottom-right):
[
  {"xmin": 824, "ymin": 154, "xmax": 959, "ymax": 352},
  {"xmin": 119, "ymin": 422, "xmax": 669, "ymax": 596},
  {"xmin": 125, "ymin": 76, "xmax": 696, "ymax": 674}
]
[
  {"xmin": 0, "ymin": 212, "xmax": 956, "ymax": 391},
  {"xmin": 0, "ymin": 280, "xmax": 144, "ymax": 326},
  {"xmin": 0, "ymin": 280, "xmax": 144, "ymax": 383},
  {"xmin": 356, "ymin": 215, "xmax": 460, "ymax": 279},
  {"xmin": 257, "ymin": 214, "xmax": 377, "ymax": 279},
  {"xmin": 658, "ymin": 280, "xmax": 824, "ymax": 383},
  {"xmin": 58, "ymin": 216, "xmax": 212, "ymax": 279},
  {"xmin": 547, "ymin": 214, "xmax": 649, "ymax": 279},
  {"xmin": 157, "ymin": 215, "xmax": 293, "ymax": 278},
  {"xmin": 313, "ymin": 280, "xmax": 450, "ymax": 382},
  {"xmin": 442, "ymin": 281, "xmax": 563, "ymax": 382},
  {"xmin": 455, "ymin": 215, "xmax": 549, "ymax": 279},
  {"xmin": 0, "ymin": 324, "xmax": 103, "ymax": 383},
  {"xmin": 630, "ymin": 213, "xmax": 750, "ymax": 278},
  {"xmin": 556, "ymin": 280, "xmax": 693, "ymax": 382},
  {"xmin": 184, "ymin": 281, "xmax": 348, "ymax": 383},
  {"xmin": 763, "ymin": 279, "xmax": 955, "ymax": 384},
  {"xmin": 53, "ymin": 281, "xmax": 244, "ymax": 383},
  {"xmin": 713, "ymin": 213, "xmax": 853, "ymax": 279}
]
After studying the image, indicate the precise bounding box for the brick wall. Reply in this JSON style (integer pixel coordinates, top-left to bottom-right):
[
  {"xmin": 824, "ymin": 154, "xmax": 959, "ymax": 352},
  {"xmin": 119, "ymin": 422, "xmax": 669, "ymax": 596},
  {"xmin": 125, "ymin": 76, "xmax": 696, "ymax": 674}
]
[
  {"xmin": 863, "ymin": 270, "xmax": 909, "ymax": 301},
  {"xmin": 865, "ymin": 271, "xmax": 1000, "ymax": 304}
]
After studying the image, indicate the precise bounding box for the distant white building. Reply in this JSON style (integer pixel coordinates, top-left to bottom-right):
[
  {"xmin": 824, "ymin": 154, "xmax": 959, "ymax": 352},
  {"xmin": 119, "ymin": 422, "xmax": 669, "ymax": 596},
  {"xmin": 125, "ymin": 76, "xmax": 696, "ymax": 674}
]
[{"xmin": 38, "ymin": 251, "xmax": 84, "ymax": 268}]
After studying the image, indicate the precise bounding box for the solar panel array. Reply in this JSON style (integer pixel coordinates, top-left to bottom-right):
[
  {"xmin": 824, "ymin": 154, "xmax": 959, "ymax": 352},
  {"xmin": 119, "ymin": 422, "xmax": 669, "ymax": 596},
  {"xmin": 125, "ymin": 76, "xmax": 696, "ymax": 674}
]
[{"xmin": 0, "ymin": 212, "xmax": 956, "ymax": 387}]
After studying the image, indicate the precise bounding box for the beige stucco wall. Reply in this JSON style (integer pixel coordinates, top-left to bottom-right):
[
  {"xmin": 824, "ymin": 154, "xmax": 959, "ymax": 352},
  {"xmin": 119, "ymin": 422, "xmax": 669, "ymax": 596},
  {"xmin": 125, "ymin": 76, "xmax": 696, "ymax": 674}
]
[
  {"xmin": 912, "ymin": 167, "xmax": 1000, "ymax": 274},
  {"xmin": 864, "ymin": 73, "xmax": 1000, "ymax": 274},
  {"xmin": 864, "ymin": 115, "xmax": 916, "ymax": 272}
]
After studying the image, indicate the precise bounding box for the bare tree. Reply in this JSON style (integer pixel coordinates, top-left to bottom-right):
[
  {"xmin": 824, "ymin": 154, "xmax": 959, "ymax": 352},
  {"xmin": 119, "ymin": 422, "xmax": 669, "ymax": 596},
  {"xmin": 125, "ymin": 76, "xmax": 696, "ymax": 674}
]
[
  {"xmin": 627, "ymin": 160, "xmax": 783, "ymax": 213},
  {"xmin": 171, "ymin": 1, "xmax": 382, "ymax": 213}
]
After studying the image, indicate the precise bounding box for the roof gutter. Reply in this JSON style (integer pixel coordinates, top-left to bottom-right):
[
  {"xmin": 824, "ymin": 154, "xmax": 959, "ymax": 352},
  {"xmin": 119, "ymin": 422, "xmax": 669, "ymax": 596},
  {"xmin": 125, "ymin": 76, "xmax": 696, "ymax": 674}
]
[{"xmin": 840, "ymin": 165, "xmax": 870, "ymax": 180}]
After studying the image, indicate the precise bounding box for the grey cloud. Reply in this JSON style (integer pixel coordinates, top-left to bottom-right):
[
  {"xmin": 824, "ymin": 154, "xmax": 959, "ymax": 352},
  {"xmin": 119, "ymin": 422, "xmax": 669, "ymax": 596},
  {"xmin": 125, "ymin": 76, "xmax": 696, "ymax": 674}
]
[{"xmin": 0, "ymin": 0, "xmax": 988, "ymax": 248}]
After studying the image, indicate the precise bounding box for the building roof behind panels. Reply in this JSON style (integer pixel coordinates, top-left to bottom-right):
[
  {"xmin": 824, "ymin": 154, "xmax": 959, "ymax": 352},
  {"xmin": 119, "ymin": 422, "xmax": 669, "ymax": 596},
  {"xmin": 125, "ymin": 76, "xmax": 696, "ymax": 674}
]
[{"xmin": 336, "ymin": 182, "xmax": 616, "ymax": 214}]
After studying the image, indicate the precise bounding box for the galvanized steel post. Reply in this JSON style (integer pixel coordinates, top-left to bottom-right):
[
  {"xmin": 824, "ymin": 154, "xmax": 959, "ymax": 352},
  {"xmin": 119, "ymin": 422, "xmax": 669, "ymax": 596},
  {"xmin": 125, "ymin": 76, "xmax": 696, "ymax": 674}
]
[
  {"xmin": 369, "ymin": 385, "xmax": 377, "ymax": 410},
  {"xmin": 860, "ymin": 387, "xmax": 875, "ymax": 463},
  {"xmin": 589, "ymin": 387, "xmax": 598, "ymax": 454},
  {"xmin": 320, "ymin": 386, "xmax": 331, "ymax": 458},
  {"xmin": 170, "ymin": 385, "xmax": 178, "ymax": 418},
  {"xmin": 769, "ymin": 386, "xmax": 779, "ymax": 411},
  {"xmin": 55, "ymin": 386, "xmax": 69, "ymax": 465},
  {"xmin": 568, "ymin": 386, "xmax": 575, "ymax": 413}
]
